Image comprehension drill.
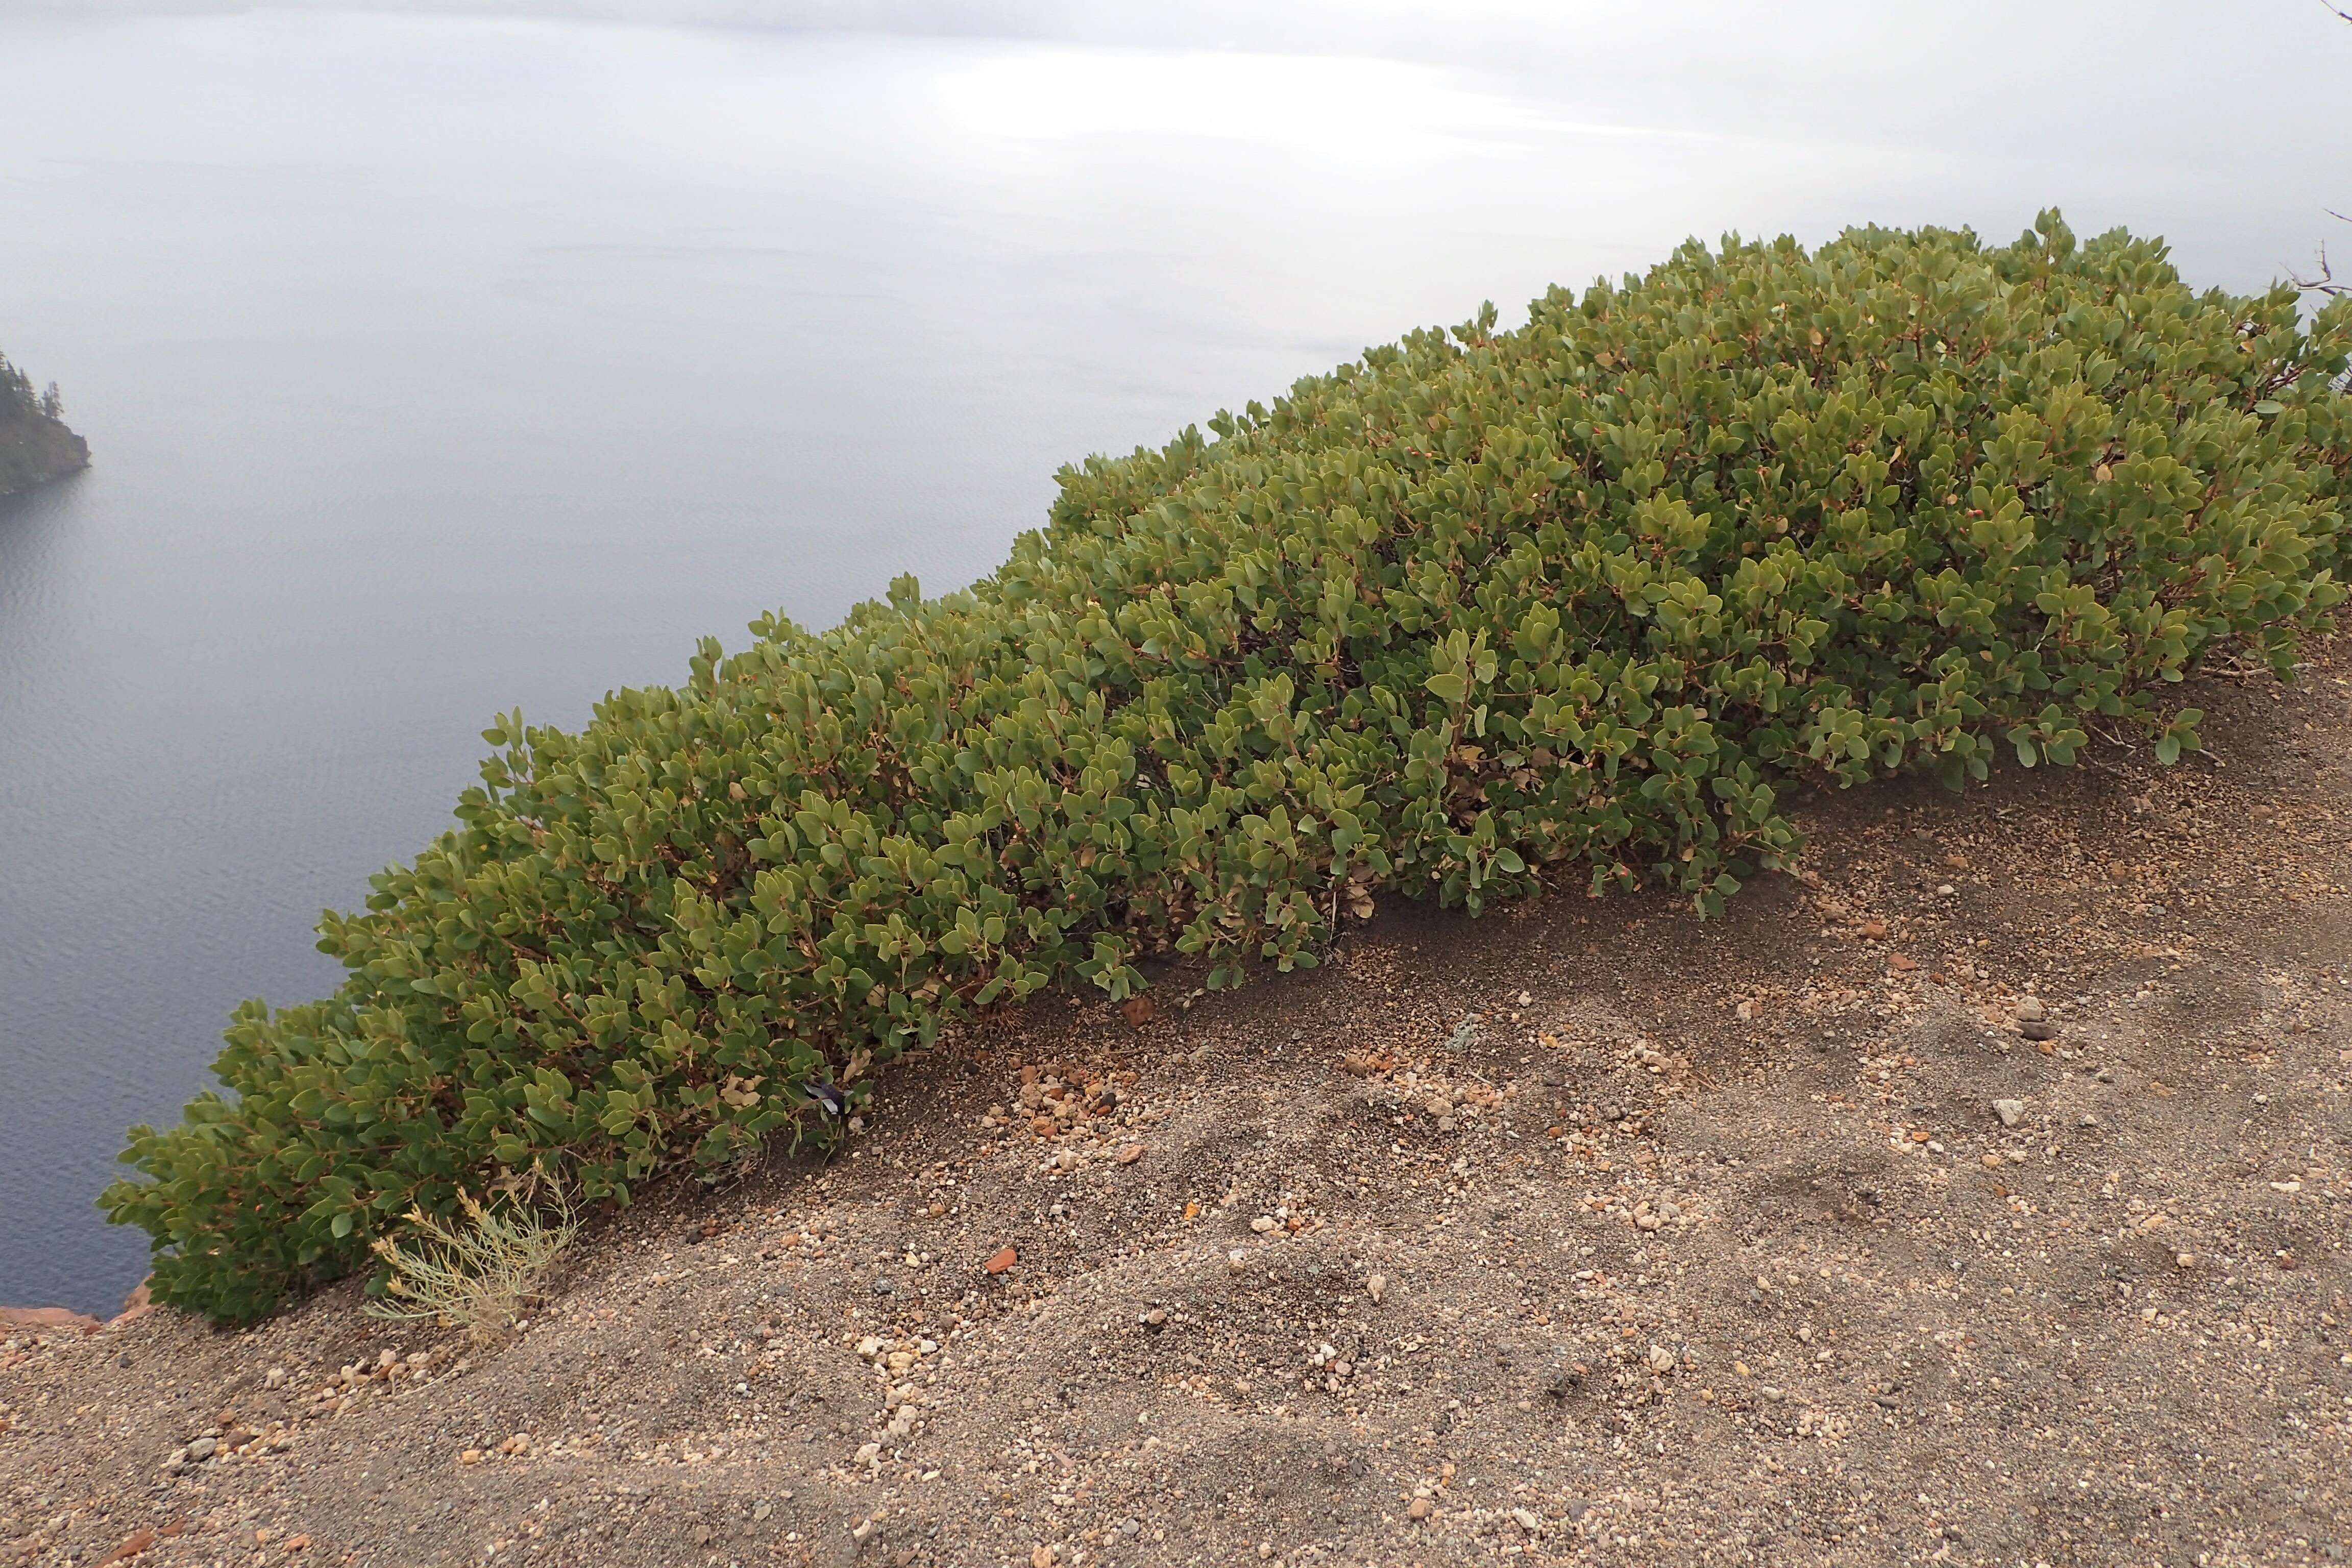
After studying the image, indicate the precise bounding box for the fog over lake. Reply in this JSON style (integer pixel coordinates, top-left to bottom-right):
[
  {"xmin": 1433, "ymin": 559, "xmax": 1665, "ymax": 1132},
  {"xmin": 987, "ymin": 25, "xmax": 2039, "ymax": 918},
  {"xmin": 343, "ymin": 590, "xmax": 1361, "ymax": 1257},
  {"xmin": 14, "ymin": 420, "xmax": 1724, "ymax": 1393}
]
[{"xmin": 2, "ymin": 0, "xmax": 2344, "ymax": 1314}]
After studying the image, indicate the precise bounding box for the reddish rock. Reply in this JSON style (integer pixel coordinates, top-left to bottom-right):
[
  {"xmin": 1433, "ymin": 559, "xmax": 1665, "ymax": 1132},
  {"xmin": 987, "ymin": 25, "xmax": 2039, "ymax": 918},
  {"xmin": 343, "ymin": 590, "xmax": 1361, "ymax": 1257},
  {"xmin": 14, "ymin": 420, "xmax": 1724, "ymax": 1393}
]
[
  {"xmin": 0, "ymin": 1305, "xmax": 101, "ymax": 1334},
  {"xmin": 982, "ymin": 1245, "xmax": 1017, "ymax": 1275},
  {"xmin": 96, "ymin": 1527, "xmax": 156, "ymax": 1563}
]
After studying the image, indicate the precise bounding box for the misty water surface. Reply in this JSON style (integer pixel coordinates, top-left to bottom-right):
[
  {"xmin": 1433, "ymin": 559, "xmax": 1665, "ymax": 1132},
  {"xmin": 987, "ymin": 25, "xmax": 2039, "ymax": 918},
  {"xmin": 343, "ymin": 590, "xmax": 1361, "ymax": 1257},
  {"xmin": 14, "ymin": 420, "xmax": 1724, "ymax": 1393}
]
[{"xmin": 2, "ymin": 4, "xmax": 2345, "ymax": 1313}]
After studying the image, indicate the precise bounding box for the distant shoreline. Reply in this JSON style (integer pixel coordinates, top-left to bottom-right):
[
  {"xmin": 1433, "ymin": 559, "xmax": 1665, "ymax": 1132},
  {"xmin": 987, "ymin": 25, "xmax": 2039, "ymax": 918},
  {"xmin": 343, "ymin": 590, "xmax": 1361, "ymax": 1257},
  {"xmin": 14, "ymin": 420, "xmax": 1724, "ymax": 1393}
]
[{"xmin": 0, "ymin": 406, "xmax": 89, "ymax": 497}]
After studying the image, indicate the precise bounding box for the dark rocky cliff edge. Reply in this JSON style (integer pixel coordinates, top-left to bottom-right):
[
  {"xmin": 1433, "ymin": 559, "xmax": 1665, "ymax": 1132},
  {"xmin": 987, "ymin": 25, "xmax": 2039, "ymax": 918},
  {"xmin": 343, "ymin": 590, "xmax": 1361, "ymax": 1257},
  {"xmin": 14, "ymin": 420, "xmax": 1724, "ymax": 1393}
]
[{"xmin": 0, "ymin": 405, "xmax": 89, "ymax": 496}]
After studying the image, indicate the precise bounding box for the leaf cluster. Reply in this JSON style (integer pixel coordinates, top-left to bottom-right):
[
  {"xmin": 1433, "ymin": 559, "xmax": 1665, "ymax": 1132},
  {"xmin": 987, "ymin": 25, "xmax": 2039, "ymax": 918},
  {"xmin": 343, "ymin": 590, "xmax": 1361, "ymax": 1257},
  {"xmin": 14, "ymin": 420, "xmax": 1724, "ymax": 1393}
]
[{"xmin": 106, "ymin": 214, "xmax": 2352, "ymax": 1320}]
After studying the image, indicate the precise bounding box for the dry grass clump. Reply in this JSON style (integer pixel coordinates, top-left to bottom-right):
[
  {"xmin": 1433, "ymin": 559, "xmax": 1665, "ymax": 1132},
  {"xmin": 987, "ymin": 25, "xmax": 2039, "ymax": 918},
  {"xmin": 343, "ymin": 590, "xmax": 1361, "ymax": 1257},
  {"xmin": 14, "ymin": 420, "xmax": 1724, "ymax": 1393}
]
[{"xmin": 362, "ymin": 1191, "xmax": 578, "ymax": 1342}]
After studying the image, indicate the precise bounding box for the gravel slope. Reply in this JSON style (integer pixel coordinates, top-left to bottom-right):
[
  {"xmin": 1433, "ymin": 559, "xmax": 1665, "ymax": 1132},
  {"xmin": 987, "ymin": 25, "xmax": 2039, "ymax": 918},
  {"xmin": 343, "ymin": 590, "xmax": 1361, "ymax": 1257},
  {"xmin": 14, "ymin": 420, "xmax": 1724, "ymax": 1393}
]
[{"xmin": 5, "ymin": 645, "xmax": 2349, "ymax": 1568}]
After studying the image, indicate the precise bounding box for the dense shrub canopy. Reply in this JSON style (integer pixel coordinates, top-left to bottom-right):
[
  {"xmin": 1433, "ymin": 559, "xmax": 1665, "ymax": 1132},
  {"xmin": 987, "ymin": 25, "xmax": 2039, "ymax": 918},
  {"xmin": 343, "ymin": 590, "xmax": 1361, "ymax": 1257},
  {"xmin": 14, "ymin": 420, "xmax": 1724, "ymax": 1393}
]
[{"xmin": 107, "ymin": 214, "xmax": 2352, "ymax": 1321}]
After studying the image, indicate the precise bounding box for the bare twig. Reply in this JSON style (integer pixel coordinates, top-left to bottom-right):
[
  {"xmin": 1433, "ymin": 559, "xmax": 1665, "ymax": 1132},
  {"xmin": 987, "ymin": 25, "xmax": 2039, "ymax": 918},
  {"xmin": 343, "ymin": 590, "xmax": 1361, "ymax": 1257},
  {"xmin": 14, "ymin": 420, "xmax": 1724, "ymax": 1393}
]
[
  {"xmin": 2289, "ymin": 237, "xmax": 2351, "ymax": 299},
  {"xmin": 2294, "ymin": 5, "xmax": 2350, "ymax": 293},
  {"xmin": 2197, "ymin": 649, "xmax": 2278, "ymax": 680}
]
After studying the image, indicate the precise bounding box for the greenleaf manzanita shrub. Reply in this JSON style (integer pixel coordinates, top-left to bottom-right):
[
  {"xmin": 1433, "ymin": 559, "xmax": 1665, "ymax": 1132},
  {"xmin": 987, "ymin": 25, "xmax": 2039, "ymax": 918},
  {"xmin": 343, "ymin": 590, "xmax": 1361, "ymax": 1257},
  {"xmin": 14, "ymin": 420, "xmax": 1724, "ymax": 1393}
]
[{"xmin": 106, "ymin": 214, "xmax": 2352, "ymax": 1321}]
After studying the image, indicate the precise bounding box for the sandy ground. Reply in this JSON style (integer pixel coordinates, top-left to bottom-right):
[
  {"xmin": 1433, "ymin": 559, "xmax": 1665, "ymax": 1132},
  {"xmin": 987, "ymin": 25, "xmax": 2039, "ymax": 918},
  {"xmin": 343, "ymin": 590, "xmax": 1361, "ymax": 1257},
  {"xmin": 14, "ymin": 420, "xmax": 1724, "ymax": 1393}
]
[{"xmin": 5, "ymin": 644, "xmax": 2350, "ymax": 1568}]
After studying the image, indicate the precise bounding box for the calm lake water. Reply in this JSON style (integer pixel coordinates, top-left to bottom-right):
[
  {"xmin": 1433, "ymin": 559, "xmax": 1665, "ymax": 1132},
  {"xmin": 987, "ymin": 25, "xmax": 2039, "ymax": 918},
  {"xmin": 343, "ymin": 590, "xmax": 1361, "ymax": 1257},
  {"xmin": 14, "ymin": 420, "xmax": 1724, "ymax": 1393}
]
[{"xmin": 3, "ymin": 5, "xmax": 2344, "ymax": 1315}]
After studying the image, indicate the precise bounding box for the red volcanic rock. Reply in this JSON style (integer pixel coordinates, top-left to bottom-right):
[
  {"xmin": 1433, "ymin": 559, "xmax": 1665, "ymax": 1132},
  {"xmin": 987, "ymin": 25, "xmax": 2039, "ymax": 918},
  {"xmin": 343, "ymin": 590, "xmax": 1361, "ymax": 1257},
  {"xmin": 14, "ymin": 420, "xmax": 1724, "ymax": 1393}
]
[
  {"xmin": 1, "ymin": 1305, "xmax": 102, "ymax": 1334},
  {"xmin": 112, "ymin": 1280, "xmax": 153, "ymax": 1325}
]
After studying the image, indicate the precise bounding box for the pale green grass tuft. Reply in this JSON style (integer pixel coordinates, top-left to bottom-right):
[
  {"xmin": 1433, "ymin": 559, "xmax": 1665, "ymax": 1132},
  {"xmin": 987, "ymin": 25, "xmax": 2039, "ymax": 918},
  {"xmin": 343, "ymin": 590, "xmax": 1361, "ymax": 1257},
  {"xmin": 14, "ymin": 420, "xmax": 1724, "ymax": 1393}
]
[{"xmin": 363, "ymin": 1191, "xmax": 578, "ymax": 1342}]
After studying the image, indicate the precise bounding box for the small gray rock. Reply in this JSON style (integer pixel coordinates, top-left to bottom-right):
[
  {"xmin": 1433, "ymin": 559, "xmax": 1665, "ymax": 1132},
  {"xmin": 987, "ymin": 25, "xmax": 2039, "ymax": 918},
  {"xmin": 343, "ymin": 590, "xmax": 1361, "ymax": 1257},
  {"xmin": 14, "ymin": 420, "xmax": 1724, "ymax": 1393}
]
[
  {"xmin": 184, "ymin": 1436, "xmax": 216, "ymax": 1461},
  {"xmin": 2020, "ymin": 1020, "xmax": 2057, "ymax": 1041},
  {"xmin": 1992, "ymin": 1098, "xmax": 2025, "ymax": 1128}
]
